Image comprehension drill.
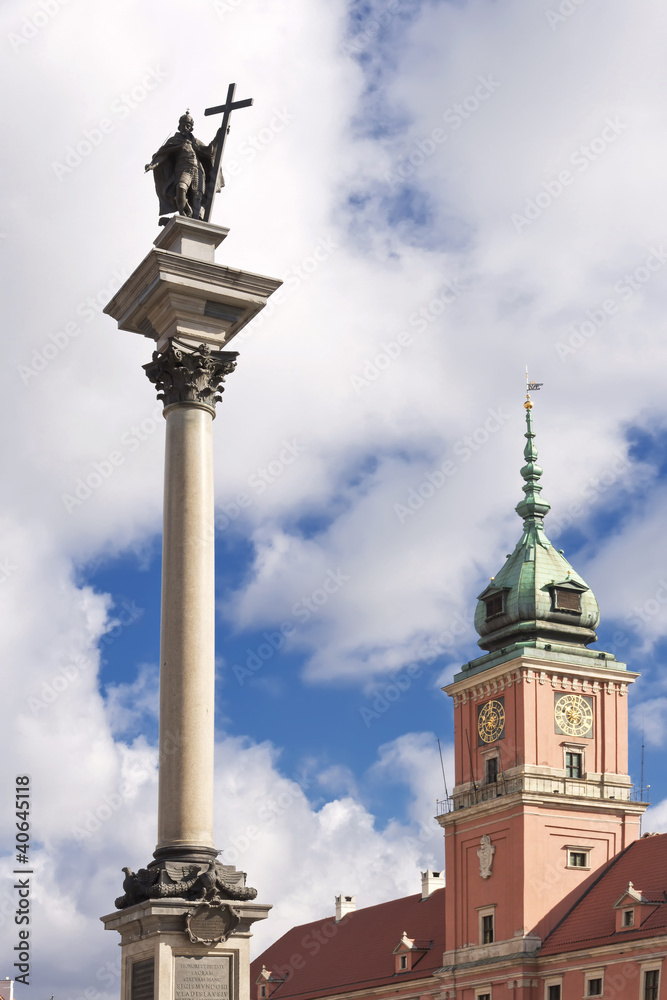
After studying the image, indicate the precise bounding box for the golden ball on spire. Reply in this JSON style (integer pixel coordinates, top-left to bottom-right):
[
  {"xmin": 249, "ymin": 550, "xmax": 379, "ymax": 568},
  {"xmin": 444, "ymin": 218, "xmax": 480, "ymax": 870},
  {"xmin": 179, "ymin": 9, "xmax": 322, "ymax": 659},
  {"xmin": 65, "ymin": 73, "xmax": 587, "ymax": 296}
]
[{"xmin": 524, "ymin": 395, "xmax": 533, "ymax": 410}]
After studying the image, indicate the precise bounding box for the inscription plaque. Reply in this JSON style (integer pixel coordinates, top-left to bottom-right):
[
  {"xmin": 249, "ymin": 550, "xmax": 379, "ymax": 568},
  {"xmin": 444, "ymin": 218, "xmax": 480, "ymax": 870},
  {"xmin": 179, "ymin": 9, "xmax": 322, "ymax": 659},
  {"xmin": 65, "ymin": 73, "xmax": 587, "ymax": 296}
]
[
  {"xmin": 131, "ymin": 959, "xmax": 154, "ymax": 1000},
  {"xmin": 175, "ymin": 956, "xmax": 231, "ymax": 1000}
]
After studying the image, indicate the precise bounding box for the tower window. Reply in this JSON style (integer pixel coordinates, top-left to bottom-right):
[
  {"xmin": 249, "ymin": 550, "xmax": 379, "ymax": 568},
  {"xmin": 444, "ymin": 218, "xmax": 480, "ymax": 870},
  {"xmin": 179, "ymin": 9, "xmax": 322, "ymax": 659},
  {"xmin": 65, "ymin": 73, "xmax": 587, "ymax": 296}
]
[
  {"xmin": 553, "ymin": 588, "xmax": 581, "ymax": 613},
  {"xmin": 565, "ymin": 751, "xmax": 583, "ymax": 778},
  {"xmin": 485, "ymin": 756, "xmax": 499, "ymax": 784},
  {"xmin": 644, "ymin": 970, "xmax": 660, "ymax": 999},
  {"xmin": 568, "ymin": 850, "xmax": 589, "ymax": 868},
  {"xmin": 484, "ymin": 594, "xmax": 504, "ymax": 619},
  {"xmin": 482, "ymin": 914, "xmax": 494, "ymax": 944}
]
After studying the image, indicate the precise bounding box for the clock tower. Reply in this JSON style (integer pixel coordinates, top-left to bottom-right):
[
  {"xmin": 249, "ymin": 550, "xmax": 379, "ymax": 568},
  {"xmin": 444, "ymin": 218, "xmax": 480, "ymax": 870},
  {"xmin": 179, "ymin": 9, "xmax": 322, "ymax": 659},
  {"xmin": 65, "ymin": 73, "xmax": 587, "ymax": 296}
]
[{"xmin": 437, "ymin": 397, "xmax": 647, "ymax": 974}]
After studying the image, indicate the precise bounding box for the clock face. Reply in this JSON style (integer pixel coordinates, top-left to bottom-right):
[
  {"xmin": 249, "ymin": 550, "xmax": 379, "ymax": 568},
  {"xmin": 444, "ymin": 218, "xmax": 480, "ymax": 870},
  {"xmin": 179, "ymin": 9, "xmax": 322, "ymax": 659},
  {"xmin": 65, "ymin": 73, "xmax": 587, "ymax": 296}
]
[
  {"xmin": 554, "ymin": 694, "xmax": 593, "ymax": 738},
  {"xmin": 478, "ymin": 699, "xmax": 505, "ymax": 744}
]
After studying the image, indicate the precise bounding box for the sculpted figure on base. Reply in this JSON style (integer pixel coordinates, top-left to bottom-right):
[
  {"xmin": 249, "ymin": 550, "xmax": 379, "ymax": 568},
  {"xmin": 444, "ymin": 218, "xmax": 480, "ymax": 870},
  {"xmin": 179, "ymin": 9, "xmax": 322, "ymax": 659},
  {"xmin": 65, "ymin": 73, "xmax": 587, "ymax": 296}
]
[
  {"xmin": 145, "ymin": 112, "xmax": 222, "ymax": 223},
  {"xmin": 115, "ymin": 859, "xmax": 257, "ymax": 909}
]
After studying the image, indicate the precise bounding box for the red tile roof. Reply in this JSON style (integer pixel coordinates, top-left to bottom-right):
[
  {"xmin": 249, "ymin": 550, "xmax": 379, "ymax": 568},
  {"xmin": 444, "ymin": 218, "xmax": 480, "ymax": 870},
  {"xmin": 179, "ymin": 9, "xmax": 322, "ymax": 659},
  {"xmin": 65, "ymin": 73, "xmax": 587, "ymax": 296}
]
[
  {"xmin": 250, "ymin": 889, "xmax": 446, "ymax": 1000},
  {"xmin": 541, "ymin": 833, "xmax": 667, "ymax": 955}
]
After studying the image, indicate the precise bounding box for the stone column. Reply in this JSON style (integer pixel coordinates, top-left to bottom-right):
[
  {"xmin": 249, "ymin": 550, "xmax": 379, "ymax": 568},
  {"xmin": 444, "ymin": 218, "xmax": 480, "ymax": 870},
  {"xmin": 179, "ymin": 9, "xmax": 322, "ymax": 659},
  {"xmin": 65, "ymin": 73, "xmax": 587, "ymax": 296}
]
[
  {"xmin": 143, "ymin": 343, "xmax": 238, "ymax": 863},
  {"xmin": 101, "ymin": 217, "xmax": 281, "ymax": 1000}
]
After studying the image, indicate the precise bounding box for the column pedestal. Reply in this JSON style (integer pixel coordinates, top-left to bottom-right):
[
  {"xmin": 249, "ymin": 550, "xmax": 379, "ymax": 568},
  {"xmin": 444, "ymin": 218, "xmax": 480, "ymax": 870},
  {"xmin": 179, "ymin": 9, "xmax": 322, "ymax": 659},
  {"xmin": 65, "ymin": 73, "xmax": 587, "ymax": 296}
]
[{"xmin": 101, "ymin": 899, "xmax": 271, "ymax": 1000}]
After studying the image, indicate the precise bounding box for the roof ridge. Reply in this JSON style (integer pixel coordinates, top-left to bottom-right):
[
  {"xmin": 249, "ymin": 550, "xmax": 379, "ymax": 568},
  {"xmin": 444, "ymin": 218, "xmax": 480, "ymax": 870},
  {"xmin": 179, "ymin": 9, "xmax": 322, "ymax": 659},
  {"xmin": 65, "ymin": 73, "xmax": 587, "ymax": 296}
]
[{"xmin": 542, "ymin": 838, "xmax": 639, "ymax": 946}]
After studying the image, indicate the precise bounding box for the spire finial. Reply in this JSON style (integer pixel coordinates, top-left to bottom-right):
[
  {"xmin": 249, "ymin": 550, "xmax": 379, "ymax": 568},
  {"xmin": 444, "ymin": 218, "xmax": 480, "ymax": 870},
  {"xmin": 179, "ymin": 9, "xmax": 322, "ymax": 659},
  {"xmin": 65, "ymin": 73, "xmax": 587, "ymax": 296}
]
[{"xmin": 516, "ymin": 371, "xmax": 549, "ymax": 522}]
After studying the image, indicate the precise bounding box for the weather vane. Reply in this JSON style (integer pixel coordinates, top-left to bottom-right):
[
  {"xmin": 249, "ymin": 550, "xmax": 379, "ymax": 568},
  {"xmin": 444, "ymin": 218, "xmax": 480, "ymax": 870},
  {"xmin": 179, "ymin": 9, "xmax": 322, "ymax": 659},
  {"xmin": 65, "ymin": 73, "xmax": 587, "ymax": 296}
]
[
  {"xmin": 525, "ymin": 366, "xmax": 543, "ymax": 409},
  {"xmin": 145, "ymin": 83, "xmax": 253, "ymax": 225}
]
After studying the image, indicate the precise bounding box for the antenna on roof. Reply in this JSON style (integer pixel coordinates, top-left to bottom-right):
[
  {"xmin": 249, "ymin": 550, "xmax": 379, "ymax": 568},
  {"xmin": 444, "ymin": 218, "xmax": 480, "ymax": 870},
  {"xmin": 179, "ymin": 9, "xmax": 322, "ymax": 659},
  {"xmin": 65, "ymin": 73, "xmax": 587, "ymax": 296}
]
[
  {"xmin": 437, "ymin": 737, "xmax": 449, "ymax": 803},
  {"xmin": 640, "ymin": 717, "xmax": 645, "ymax": 835}
]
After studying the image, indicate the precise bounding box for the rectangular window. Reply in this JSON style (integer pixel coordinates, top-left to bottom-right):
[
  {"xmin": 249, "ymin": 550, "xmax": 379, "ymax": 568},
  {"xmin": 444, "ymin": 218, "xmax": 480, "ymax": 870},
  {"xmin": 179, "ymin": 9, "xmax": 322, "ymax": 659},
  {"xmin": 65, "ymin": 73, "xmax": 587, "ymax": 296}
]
[
  {"xmin": 565, "ymin": 752, "xmax": 583, "ymax": 778},
  {"xmin": 482, "ymin": 914, "xmax": 494, "ymax": 944},
  {"xmin": 586, "ymin": 977, "xmax": 602, "ymax": 996},
  {"xmin": 485, "ymin": 594, "xmax": 503, "ymax": 618},
  {"xmin": 622, "ymin": 908, "xmax": 634, "ymax": 927},
  {"xmin": 485, "ymin": 756, "xmax": 499, "ymax": 784},
  {"xmin": 644, "ymin": 970, "xmax": 660, "ymax": 1000},
  {"xmin": 568, "ymin": 850, "xmax": 589, "ymax": 867},
  {"xmin": 398, "ymin": 955, "xmax": 407, "ymax": 970},
  {"xmin": 547, "ymin": 987, "xmax": 561, "ymax": 1000},
  {"xmin": 477, "ymin": 994, "xmax": 491, "ymax": 1000}
]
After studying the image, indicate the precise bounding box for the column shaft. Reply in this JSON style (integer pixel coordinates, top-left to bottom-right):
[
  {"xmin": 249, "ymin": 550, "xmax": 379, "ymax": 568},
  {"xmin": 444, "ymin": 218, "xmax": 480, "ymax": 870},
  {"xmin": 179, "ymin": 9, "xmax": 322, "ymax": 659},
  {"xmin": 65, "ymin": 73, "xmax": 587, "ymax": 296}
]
[{"xmin": 156, "ymin": 402, "xmax": 216, "ymax": 854}]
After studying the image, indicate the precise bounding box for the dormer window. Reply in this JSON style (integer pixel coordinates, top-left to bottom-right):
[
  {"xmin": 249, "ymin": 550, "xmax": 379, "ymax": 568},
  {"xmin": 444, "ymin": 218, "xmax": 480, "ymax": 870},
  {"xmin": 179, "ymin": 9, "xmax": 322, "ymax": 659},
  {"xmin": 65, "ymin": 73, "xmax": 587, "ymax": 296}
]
[
  {"xmin": 613, "ymin": 881, "xmax": 651, "ymax": 932},
  {"xmin": 484, "ymin": 593, "xmax": 504, "ymax": 619},
  {"xmin": 549, "ymin": 578, "xmax": 588, "ymax": 616},
  {"xmin": 553, "ymin": 587, "xmax": 581, "ymax": 613},
  {"xmin": 393, "ymin": 931, "xmax": 429, "ymax": 973}
]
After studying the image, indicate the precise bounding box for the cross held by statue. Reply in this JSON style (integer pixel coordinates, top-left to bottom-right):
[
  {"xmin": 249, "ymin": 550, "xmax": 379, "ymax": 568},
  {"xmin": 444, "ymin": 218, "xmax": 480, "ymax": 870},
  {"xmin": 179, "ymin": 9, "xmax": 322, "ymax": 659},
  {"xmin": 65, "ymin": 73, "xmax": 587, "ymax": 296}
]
[{"xmin": 203, "ymin": 83, "xmax": 254, "ymax": 221}]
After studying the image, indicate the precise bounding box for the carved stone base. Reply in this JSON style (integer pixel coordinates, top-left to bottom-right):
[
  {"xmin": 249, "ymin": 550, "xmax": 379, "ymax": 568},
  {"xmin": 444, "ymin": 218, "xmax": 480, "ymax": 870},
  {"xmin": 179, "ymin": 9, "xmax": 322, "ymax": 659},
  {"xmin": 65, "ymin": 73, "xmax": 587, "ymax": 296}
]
[
  {"xmin": 114, "ymin": 856, "xmax": 258, "ymax": 910},
  {"xmin": 101, "ymin": 897, "xmax": 271, "ymax": 1000}
]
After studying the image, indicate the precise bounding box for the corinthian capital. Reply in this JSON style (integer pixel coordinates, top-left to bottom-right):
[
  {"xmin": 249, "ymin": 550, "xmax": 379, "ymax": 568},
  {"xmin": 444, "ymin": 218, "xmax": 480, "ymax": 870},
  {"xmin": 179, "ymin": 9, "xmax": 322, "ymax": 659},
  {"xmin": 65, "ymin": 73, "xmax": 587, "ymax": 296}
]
[{"xmin": 143, "ymin": 342, "xmax": 238, "ymax": 412}]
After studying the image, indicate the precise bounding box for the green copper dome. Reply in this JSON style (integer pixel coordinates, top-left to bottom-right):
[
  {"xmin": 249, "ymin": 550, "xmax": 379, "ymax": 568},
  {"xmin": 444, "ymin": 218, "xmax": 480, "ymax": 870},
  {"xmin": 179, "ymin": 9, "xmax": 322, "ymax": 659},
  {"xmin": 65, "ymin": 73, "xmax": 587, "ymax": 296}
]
[{"xmin": 474, "ymin": 400, "xmax": 599, "ymax": 653}]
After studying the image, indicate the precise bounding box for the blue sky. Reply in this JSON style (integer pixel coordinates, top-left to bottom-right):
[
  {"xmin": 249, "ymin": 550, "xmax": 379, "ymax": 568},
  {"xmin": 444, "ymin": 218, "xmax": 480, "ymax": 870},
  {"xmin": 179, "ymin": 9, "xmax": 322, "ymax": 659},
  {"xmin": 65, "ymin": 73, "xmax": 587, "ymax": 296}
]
[{"xmin": 3, "ymin": 0, "xmax": 667, "ymax": 995}]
